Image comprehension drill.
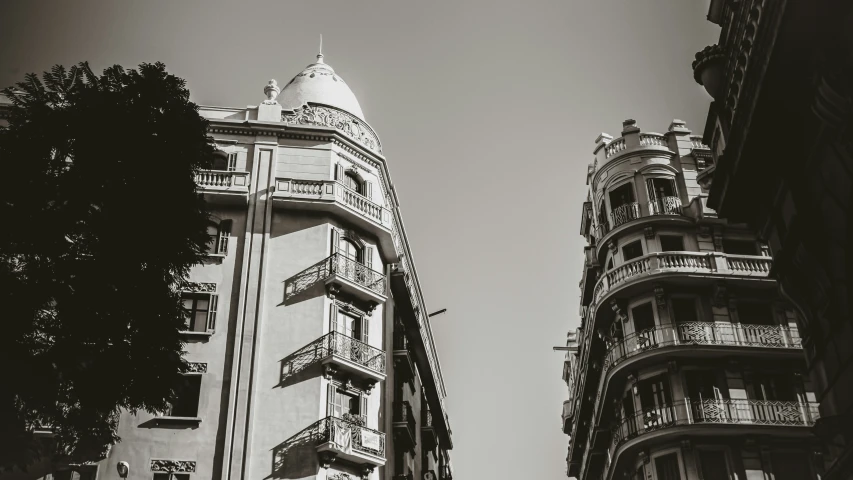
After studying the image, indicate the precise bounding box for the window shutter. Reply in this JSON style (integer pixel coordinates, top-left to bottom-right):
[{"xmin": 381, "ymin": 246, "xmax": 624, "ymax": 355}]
[
  {"xmin": 330, "ymin": 228, "xmax": 340, "ymax": 256},
  {"xmin": 365, "ymin": 181, "xmax": 373, "ymax": 200},
  {"xmin": 334, "ymin": 163, "xmax": 344, "ymax": 181},
  {"xmin": 217, "ymin": 220, "xmax": 232, "ymax": 255},
  {"xmin": 360, "ymin": 395, "xmax": 369, "ymax": 419},
  {"xmin": 206, "ymin": 294, "xmax": 218, "ymax": 331},
  {"xmin": 227, "ymin": 152, "xmax": 238, "ymax": 171},
  {"xmin": 330, "ymin": 303, "xmax": 338, "ymax": 334},
  {"xmin": 364, "ymin": 246, "xmax": 374, "ymax": 270},
  {"xmin": 362, "ymin": 316, "xmax": 370, "ymax": 346},
  {"xmin": 327, "ymin": 383, "xmax": 336, "ymax": 417}
]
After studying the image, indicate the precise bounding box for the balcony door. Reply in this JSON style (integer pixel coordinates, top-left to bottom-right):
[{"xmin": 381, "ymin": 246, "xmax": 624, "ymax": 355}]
[
  {"xmin": 638, "ymin": 374, "xmax": 673, "ymax": 429},
  {"xmin": 609, "ymin": 182, "xmax": 638, "ymax": 227},
  {"xmin": 631, "ymin": 302, "xmax": 657, "ymax": 350},
  {"xmin": 747, "ymin": 373, "xmax": 803, "ymax": 424},
  {"xmin": 653, "ymin": 452, "xmax": 683, "ymax": 480},
  {"xmin": 686, "ymin": 370, "xmax": 727, "ymax": 422},
  {"xmin": 327, "ymin": 383, "xmax": 367, "ymax": 424},
  {"xmin": 646, "ymin": 177, "xmax": 679, "ymax": 215}
]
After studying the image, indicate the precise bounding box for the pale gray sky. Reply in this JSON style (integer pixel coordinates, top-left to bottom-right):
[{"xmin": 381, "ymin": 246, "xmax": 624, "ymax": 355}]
[{"xmin": 0, "ymin": 1, "xmax": 719, "ymax": 478}]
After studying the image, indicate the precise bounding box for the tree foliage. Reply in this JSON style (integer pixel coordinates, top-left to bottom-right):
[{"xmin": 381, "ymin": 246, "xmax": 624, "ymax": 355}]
[{"xmin": 0, "ymin": 62, "xmax": 214, "ymax": 471}]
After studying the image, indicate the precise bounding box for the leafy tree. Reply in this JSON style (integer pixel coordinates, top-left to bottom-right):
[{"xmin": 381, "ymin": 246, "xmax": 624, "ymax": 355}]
[{"xmin": 0, "ymin": 62, "xmax": 214, "ymax": 472}]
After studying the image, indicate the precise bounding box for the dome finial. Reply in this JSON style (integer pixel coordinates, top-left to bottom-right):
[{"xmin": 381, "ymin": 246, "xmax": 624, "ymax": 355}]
[{"xmin": 317, "ymin": 34, "xmax": 324, "ymax": 64}]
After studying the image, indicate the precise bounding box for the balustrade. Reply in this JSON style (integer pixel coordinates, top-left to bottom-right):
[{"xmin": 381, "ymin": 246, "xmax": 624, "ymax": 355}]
[
  {"xmin": 605, "ymin": 138, "xmax": 627, "ymax": 158},
  {"xmin": 591, "ymin": 252, "xmax": 772, "ymax": 308},
  {"xmin": 639, "ymin": 134, "xmax": 668, "ymax": 147},
  {"xmin": 195, "ymin": 170, "xmax": 250, "ymax": 189},
  {"xmin": 278, "ymin": 178, "xmax": 392, "ymax": 229}
]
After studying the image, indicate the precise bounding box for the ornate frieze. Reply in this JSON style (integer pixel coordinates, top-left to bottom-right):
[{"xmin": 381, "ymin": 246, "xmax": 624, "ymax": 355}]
[
  {"xmin": 182, "ymin": 282, "xmax": 216, "ymax": 293},
  {"xmin": 282, "ymin": 104, "xmax": 382, "ymax": 154},
  {"xmin": 186, "ymin": 362, "xmax": 207, "ymax": 374},
  {"xmin": 150, "ymin": 460, "xmax": 196, "ymax": 473}
]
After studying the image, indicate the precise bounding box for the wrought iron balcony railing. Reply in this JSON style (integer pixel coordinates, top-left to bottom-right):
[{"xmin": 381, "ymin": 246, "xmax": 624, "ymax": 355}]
[
  {"xmin": 591, "ymin": 252, "xmax": 772, "ymax": 306},
  {"xmin": 610, "ymin": 399, "xmax": 819, "ymax": 449},
  {"xmin": 195, "ymin": 170, "xmax": 250, "ymax": 189},
  {"xmin": 318, "ymin": 415, "xmax": 386, "ymax": 459},
  {"xmin": 394, "ymin": 401, "xmax": 416, "ymax": 431},
  {"xmin": 327, "ymin": 253, "xmax": 386, "ymax": 296},
  {"xmin": 284, "ymin": 331, "xmax": 386, "ymax": 378},
  {"xmin": 610, "ymin": 202, "xmax": 641, "ymax": 228},
  {"xmin": 602, "ymin": 322, "xmax": 801, "ymax": 372},
  {"xmin": 647, "ymin": 196, "xmax": 681, "ymax": 215}
]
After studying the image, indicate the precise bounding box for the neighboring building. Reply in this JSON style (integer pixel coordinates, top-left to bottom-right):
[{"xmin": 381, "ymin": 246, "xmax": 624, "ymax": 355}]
[
  {"xmin": 561, "ymin": 119, "xmax": 821, "ymax": 480},
  {"xmin": 692, "ymin": 1, "xmax": 853, "ymax": 478},
  {"xmin": 2, "ymin": 52, "xmax": 455, "ymax": 480}
]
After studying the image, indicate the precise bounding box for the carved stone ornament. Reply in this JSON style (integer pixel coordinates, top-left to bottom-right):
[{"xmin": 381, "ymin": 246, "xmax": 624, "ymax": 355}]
[
  {"xmin": 644, "ymin": 226, "xmax": 655, "ymax": 239},
  {"xmin": 186, "ymin": 362, "xmax": 207, "ymax": 374},
  {"xmin": 654, "ymin": 284, "xmax": 666, "ymax": 310},
  {"xmin": 326, "ymin": 283, "xmax": 341, "ymax": 300},
  {"xmin": 681, "ymin": 439, "xmax": 693, "ymax": 451},
  {"xmin": 328, "ymin": 472, "xmax": 353, "ymax": 480},
  {"xmin": 150, "ymin": 460, "xmax": 196, "ymax": 473},
  {"xmin": 183, "ymin": 282, "xmax": 216, "ymax": 293},
  {"xmin": 318, "ymin": 451, "xmax": 337, "ymax": 469},
  {"xmin": 324, "ymin": 364, "xmax": 338, "ymax": 380},
  {"xmin": 282, "ymin": 104, "xmax": 382, "ymax": 154},
  {"xmin": 608, "ymin": 239, "xmax": 618, "ymax": 254},
  {"xmin": 263, "ymin": 79, "xmax": 281, "ymax": 105},
  {"xmin": 364, "ymin": 380, "xmax": 377, "ymax": 395},
  {"xmin": 362, "ymin": 465, "xmax": 376, "ymax": 479}
]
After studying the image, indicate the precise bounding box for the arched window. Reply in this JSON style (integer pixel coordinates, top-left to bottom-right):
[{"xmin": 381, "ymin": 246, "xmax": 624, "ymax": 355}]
[
  {"xmin": 338, "ymin": 237, "xmax": 361, "ymax": 262},
  {"xmin": 343, "ymin": 171, "xmax": 363, "ymax": 194}
]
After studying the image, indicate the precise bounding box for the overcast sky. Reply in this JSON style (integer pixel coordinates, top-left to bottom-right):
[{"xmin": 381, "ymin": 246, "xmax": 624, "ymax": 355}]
[{"xmin": 0, "ymin": 1, "xmax": 719, "ymax": 478}]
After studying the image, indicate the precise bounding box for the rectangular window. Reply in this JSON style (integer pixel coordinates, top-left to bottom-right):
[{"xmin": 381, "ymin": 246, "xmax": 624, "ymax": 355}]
[
  {"xmin": 622, "ymin": 240, "xmax": 644, "ymax": 261},
  {"xmin": 749, "ymin": 373, "xmax": 796, "ymax": 401},
  {"xmin": 686, "ymin": 371, "xmax": 724, "ymax": 400},
  {"xmin": 227, "ymin": 152, "xmax": 237, "ymax": 172},
  {"xmin": 659, "ymin": 235, "xmax": 685, "ymax": 252},
  {"xmin": 647, "ymin": 177, "xmax": 677, "ymax": 200},
  {"xmin": 609, "ymin": 183, "xmax": 636, "ymax": 209},
  {"xmin": 181, "ymin": 293, "xmax": 217, "ymax": 332},
  {"xmin": 631, "ymin": 303, "xmax": 656, "ymax": 332},
  {"xmin": 327, "ymin": 384, "xmax": 366, "ymax": 423},
  {"xmin": 154, "ymin": 474, "xmax": 191, "ymax": 480},
  {"xmin": 671, "ymin": 298, "xmax": 699, "ymax": 324},
  {"xmin": 166, "ymin": 375, "xmax": 202, "ymax": 417},
  {"xmin": 737, "ymin": 302, "xmax": 775, "ymax": 326},
  {"xmin": 723, "ymin": 239, "xmax": 758, "ymax": 256},
  {"xmin": 654, "ymin": 453, "xmax": 682, "ymax": 480},
  {"xmin": 698, "ymin": 450, "xmax": 730, "ymax": 480}
]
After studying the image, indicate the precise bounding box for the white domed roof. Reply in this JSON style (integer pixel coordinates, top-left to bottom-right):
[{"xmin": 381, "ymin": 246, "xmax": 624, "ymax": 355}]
[{"xmin": 280, "ymin": 54, "xmax": 365, "ymax": 120}]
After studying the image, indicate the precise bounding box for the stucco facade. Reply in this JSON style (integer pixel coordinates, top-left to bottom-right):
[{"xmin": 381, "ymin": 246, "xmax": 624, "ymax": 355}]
[
  {"xmin": 562, "ymin": 119, "xmax": 820, "ymax": 480},
  {"xmin": 2, "ymin": 54, "xmax": 454, "ymax": 480}
]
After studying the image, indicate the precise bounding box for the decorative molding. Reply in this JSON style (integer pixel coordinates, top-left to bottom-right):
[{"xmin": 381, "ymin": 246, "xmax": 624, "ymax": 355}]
[
  {"xmin": 150, "ymin": 460, "xmax": 196, "ymax": 473},
  {"xmin": 644, "ymin": 226, "xmax": 655, "ymax": 239},
  {"xmin": 608, "ymin": 239, "xmax": 618, "ymax": 254},
  {"xmin": 329, "ymin": 472, "xmax": 353, "ymax": 480},
  {"xmin": 186, "ymin": 362, "xmax": 207, "ymax": 374},
  {"xmin": 712, "ymin": 281, "xmax": 728, "ymax": 308},
  {"xmin": 318, "ymin": 451, "xmax": 337, "ymax": 469},
  {"xmin": 182, "ymin": 282, "xmax": 216, "ymax": 293},
  {"xmin": 282, "ymin": 104, "xmax": 382, "ymax": 154},
  {"xmin": 324, "ymin": 364, "xmax": 338, "ymax": 380},
  {"xmin": 362, "ymin": 465, "xmax": 376, "ymax": 479},
  {"xmin": 326, "ymin": 283, "xmax": 341, "ymax": 300},
  {"xmin": 680, "ymin": 439, "xmax": 693, "ymax": 451}
]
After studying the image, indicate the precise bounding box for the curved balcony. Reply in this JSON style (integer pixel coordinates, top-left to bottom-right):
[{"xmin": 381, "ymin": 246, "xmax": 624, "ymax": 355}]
[
  {"xmin": 273, "ymin": 178, "xmax": 398, "ymax": 262},
  {"xmin": 316, "ymin": 415, "xmax": 386, "ymax": 468},
  {"xmin": 607, "ymin": 399, "xmax": 818, "ymax": 478},
  {"xmin": 604, "ymin": 322, "xmax": 801, "ymax": 372},
  {"xmin": 610, "ymin": 203, "xmax": 641, "ymax": 229},
  {"xmin": 591, "ymin": 251, "xmax": 773, "ymax": 307},
  {"xmin": 647, "ymin": 196, "xmax": 681, "ymax": 216},
  {"xmin": 286, "ymin": 253, "xmax": 387, "ymax": 307},
  {"xmin": 196, "ymin": 169, "xmax": 250, "ymax": 204}
]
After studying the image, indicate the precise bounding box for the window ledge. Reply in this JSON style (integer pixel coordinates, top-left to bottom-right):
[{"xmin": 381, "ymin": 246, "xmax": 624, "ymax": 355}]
[
  {"xmin": 179, "ymin": 330, "xmax": 213, "ymax": 338},
  {"xmin": 205, "ymin": 253, "xmax": 227, "ymax": 258},
  {"xmin": 153, "ymin": 416, "xmax": 202, "ymax": 425}
]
